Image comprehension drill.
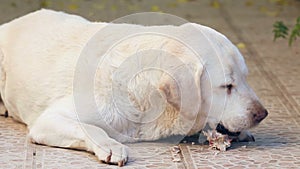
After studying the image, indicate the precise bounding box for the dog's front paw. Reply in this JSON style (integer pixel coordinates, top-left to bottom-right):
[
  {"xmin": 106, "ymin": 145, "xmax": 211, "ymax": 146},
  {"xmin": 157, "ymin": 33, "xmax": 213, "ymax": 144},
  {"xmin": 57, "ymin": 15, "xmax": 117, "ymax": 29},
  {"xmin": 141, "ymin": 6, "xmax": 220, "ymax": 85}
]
[{"xmin": 94, "ymin": 141, "xmax": 129, "ymax": 167}]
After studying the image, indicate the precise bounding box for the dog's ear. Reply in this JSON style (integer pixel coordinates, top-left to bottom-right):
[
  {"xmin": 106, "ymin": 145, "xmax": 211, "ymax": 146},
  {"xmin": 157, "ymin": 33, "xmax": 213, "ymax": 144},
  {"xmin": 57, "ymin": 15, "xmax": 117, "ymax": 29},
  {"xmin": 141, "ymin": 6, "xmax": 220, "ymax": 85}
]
[{"xmin": 159, "ymin": 63, "xmax": 203, "ymax": 120}]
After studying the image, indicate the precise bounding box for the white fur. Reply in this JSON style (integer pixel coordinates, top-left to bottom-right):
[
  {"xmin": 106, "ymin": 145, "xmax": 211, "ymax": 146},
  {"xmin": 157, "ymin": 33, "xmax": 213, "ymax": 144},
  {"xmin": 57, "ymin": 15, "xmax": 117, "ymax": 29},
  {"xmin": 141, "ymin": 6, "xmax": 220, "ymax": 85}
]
[{"xmin": 0, "ymin": 9, "xmax": 266, "ymax": 165}]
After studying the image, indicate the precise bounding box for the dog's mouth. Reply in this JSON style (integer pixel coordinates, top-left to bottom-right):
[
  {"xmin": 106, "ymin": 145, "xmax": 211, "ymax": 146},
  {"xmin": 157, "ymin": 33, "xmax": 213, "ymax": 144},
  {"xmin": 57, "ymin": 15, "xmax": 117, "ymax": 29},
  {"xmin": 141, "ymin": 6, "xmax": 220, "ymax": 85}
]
[{"xmin": 216, "ymin": 123, "xmax": 241, "ymax": 136}]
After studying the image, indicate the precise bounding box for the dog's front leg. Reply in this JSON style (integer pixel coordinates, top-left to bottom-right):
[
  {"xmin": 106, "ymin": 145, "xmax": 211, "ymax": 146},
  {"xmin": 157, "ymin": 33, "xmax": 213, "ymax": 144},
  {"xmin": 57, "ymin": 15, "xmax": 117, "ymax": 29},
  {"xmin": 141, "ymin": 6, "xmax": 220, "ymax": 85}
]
[{"xmin": 28, "ymin": 100, "xmax": 128, "ymax": 166}]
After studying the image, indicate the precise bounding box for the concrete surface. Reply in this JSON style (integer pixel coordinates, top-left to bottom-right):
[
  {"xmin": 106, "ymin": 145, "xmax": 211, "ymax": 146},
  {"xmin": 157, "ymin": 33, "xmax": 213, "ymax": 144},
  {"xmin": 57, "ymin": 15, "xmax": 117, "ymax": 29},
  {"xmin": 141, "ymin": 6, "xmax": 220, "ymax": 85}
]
[{"xmin": 0, "ymin": 0, "xmax": 300, "ymax": 168}]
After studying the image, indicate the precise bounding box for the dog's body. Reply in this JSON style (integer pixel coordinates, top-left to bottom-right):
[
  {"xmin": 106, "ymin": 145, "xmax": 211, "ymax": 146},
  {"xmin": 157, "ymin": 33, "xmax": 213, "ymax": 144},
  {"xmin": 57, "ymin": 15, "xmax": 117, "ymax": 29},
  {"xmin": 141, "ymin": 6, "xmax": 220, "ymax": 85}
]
[{"xmin": 0, "ymin": 9, "xmax": 267, "ymax": 166}]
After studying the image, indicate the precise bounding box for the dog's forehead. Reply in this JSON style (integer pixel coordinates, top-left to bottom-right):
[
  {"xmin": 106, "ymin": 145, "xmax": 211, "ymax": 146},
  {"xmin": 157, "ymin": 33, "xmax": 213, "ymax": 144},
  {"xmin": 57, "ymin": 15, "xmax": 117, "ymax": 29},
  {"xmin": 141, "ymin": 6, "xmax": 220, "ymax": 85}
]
[
  {"xmin": 191, "ymin": 24, "xmax": 248, "ymax": 82},
  {"xmin": 206, "ymin": 48, "xmax": 248, "ymax": 85}
]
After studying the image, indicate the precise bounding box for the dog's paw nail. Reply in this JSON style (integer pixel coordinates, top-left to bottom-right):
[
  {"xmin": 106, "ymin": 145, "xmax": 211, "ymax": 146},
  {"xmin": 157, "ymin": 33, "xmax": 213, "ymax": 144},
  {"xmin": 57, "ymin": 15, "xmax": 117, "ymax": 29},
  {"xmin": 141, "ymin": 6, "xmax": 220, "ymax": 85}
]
[
  {"xmin": 105, "ymin": 150, "xmax": 112, "ymax": 163},
  {"xmin": 118, "ymin": 159, "xmax": 125, "ymax": 167}
]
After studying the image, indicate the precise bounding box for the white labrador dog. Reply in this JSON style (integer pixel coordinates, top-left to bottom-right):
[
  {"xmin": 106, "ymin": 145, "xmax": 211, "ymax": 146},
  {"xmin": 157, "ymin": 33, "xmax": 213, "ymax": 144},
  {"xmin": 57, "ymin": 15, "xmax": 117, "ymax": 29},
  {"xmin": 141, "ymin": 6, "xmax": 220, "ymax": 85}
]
[{"xmin": 0, "ymin": 9, "xmax": 267, "ymax": 166}]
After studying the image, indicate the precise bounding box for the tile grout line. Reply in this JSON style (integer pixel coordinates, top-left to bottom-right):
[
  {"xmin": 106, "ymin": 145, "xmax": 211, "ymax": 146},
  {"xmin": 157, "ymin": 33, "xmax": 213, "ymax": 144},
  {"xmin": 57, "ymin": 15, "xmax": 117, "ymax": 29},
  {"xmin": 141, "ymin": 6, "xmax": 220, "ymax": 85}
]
[
  {"xmin": 23, "ymin": 135, "xmax": 34, "ymax": 169},
  {"xmin": 179, "ymin": 145, "xmax": 196, "ymax": 169},
  {"xmin": 219, "ymin": 5, "xmax": 300, "ymax": 116},
  {"xmin": 41, "ymin": 149, "xmax": 45, "ymax": 169}
]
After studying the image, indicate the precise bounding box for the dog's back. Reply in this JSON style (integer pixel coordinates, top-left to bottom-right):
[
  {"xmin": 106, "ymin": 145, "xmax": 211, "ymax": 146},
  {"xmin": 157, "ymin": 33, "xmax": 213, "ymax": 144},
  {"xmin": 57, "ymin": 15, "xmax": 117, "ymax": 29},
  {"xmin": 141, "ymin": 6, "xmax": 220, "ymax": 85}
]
[{"xmin": 0, "ymin": 9, "xmax": 103, "ymax": 126}]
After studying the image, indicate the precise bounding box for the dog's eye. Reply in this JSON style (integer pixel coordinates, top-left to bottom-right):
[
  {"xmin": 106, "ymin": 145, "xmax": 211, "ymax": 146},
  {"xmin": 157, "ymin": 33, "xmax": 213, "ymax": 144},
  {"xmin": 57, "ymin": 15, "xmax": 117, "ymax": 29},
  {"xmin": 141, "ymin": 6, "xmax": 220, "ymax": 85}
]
[
  {"xmin": 225, "ymin": 84, "xmax": 233, "ymax": 90},
  {"xmin": 221, "ymin": 84, "xmax": 233, "ymax": 94}
]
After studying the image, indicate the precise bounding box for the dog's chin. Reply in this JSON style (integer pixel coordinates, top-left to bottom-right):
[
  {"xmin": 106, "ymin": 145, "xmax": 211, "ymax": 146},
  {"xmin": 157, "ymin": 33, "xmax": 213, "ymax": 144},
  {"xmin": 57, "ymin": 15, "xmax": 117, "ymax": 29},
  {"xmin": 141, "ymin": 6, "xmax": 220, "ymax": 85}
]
[
  {"xmin": 218, "ymin": 116, "xmax": 254, "ymax": 133},
  {"xmin": 216, "ymin": 123, "xmax": 241, "ymax": 136}
]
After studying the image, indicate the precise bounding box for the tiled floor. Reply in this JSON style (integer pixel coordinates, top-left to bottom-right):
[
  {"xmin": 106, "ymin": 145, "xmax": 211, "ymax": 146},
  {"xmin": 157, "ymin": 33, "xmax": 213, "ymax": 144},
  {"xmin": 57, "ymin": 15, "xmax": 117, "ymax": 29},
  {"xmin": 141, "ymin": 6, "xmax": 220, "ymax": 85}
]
[{"xmin": 0, "ymin": 0, "xmax": 300, "ymax": 168}]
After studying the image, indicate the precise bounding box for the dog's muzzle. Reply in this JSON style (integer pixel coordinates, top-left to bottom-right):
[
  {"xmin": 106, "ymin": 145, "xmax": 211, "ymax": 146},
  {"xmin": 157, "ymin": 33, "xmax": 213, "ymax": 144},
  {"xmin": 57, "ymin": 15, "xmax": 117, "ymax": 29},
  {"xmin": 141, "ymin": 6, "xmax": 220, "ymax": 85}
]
[
  {"xmin": 249, "ymin": 101, "xmax": 268, "ymax": 125},
  {"xmin": 252, "ymin": 109, "xmax": 268, "ymax": 124}
]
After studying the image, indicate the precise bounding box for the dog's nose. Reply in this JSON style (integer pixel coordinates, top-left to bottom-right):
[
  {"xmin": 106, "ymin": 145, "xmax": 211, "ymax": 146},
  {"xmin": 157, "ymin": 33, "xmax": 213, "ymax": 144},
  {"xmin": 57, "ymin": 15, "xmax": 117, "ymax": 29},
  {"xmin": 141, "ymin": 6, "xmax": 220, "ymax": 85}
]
[{"xmin": 253, "ymin": 109, "xmax": 268, "ymax": 124}]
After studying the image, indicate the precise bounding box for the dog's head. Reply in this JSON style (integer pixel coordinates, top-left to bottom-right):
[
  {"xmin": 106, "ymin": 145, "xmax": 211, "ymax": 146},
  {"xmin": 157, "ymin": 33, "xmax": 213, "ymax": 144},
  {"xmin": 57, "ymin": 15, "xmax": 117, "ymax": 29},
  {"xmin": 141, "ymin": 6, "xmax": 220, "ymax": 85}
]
[
  {"xmin": 158, "ymin": 23, "xmax": 268, "ymax": 133},
  {"xmin": 196, "ymin": 25, "xmax": 268, "ymax": 133}
]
